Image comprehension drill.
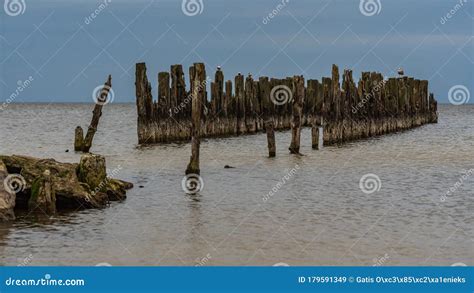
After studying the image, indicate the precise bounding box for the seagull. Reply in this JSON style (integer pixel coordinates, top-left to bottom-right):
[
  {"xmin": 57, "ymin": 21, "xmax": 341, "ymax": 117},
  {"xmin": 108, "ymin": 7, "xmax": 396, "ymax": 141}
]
[{"xmin": 397, "ymin": 68, "xmax": 404, "ymax": 76}]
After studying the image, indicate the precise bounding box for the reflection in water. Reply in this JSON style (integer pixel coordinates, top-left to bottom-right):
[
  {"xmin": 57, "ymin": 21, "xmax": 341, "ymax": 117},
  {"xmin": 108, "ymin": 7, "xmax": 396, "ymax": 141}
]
[
  {"xmin": 187, "ymin": 196, "xmax": 205, "ymax": 266},
  {"xmin": 0, "ymin": 104, "xmax": 472, "ymax": 266}
]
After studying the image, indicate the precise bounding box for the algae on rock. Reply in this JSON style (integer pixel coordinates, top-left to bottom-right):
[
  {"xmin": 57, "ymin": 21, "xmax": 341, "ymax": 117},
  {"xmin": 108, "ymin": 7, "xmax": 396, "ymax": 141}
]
[{"xmin": 0, "ymin": 154, "xmax": 133, "ymax": 221}]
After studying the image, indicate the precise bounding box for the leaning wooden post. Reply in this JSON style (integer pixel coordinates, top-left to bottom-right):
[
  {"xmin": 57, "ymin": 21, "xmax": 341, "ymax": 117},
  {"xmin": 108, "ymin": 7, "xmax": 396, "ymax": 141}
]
[
  {"xmin": 186, "ymin": 63, "xmax": 205, "ymax": 175},
  {"xmin": 82, "ymin": 75, "xmax": 112, "ymax": 153},
  {"xmin": 289, "ymin": 75, "xmax": 304, "ymax": 154}
]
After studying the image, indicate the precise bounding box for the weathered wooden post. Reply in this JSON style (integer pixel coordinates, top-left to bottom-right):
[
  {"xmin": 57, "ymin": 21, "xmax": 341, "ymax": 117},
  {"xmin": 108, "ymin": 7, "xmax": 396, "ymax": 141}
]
[
  {"xmin": 235, "ymin": 73, "xmax": 245, "ymax": 134},
  {"xmin": 259, "ymin": 77, "xmax": 276, "ymax": 157},
  {"xmin": 332, "ymin": 65, "xmax": 340, "ymax": 121},
  {"xmin": 158, "ymin": 71, "xmax": 170, "ymax": 116},
  {"xmin": 317, "ymin": 81, "xmax": 325, "ymax": 148},
  {"xmin": 214, "ymin": 66, "xmax": 224, "ymax": 116},
  {"xmin": 77, "ymin": 153, "xmax": 107, "ymax": 194},
  {"xmin": 429, "ymin": 93, "xmax": 438, "ymax": 123},
  {"xmin": 341, "ymin": 69, "xmax": 353, "ymax": 140},
  {"xmin": 225, "ymin": 80, "xmax": 234, "ymax": 133},
  {"xmin": 223, "ymin": 79, "xmax": 231, "ymax": 114},
  {"xmin": 289, "ymin": 75, "xmax": 304, "ymax": 154},
  {"xmin": 244, "ymin": 73, "xmax": 256, "ymax": 132},
  {"xmin": 321, "ymin": 77, "xmax": 332, "ymax": 144},
  {"xmin": 136, "ymin": 63, "xmax": 154, "ymax": 143},
  {"xmin": 171, "ymin": 65, "xmax": 187, "ymax": 118},
  {"xmin": 29, "ymin": 170, "xmax": 56, "ymax": 214},
  {"xmin": 307, "ymin": 79, "xmax": 322, "ymax": 149},
  {"xmin": 186, "ymin": 63, "xmax": 205, "ymax": 175},
  {"xmin": 74, "ymin": 126, "xmax": 84, "ymax": 152},
  {"xmin": 71, "ymin": 75, "xmax": 113, "ymax": 153},
  {"xmin": 311, "ymin": 124, "xmax": 318, "ymax": 149}
]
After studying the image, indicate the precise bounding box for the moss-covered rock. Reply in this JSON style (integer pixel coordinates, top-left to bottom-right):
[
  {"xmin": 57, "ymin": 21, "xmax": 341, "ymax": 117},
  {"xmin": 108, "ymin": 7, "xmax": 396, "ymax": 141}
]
[
  {"xmin": 0, "ymin": 154, "xmax": 133, "ymax": 219},
  {"xmin": 0, "ymin": 160, "xmax": 16, "ymax": 221}
]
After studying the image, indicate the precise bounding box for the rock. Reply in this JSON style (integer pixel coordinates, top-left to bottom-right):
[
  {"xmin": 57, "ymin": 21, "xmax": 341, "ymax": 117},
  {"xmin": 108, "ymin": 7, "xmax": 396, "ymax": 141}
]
[
  {"xmin": 0, "ymin": 160, "xmax": 16, "ymax": 221},
  {"xmin": 105, "ymin": 179, "xmax": 132, "ymax": 201},
  {"xmin": 0, "ymin": 154, "xmax": 133, "ymax": 214}
]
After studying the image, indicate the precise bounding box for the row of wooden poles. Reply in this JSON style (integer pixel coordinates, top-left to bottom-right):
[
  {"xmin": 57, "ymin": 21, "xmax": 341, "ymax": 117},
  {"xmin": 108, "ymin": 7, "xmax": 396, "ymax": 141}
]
[
  {"xmin": 135, "ymin": 62, "xmax": 438, "ymax": 147},
  {"xmin": 136, "ymin": 62, "xmax": 438, "ymax": 175}
]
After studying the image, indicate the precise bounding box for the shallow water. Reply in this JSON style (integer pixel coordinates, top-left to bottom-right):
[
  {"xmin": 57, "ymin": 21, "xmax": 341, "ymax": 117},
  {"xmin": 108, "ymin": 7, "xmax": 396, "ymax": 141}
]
[{"xmin": 0, "ymin": 104, "xmax": 472, "ymax": 266}]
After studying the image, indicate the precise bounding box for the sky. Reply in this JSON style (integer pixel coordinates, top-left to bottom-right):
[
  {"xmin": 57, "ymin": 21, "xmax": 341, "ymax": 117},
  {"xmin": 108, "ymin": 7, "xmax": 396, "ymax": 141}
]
[{"xmin": 0, "ymin": 0, "xmax": 473, "ymax": 104}]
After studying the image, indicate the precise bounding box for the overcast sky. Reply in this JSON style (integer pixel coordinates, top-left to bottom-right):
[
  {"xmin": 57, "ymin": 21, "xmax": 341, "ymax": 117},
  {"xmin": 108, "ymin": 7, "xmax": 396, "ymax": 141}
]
[{"xmin": 0, "ymin": 0, "xmax": 472, "ymax": 103}]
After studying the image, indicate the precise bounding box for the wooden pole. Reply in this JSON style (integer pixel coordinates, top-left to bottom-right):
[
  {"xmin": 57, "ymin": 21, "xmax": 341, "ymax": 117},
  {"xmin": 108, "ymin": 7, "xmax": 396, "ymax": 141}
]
[
  {"xmin": 29, "ymin": 170, "xmax": 56, "ymax": 214},
  {"xmin": 289, "ymin": 75, "xmax": 304, "ymax": 154},
  {"xmin": 158, "ymin": 71, "xmax": 170, "ymax": 117},
  {"xmin": 225, "ymin": 80, "xmax": 232, "ymax": 120},
  {"xmin": 215, "ymin": 67, "xmax": 224, "ymax": 116},
  {"xmin": 321, "ymin": 77, "xmax": 332, "ymax": 144},
  {"xmin": 82, "ymin": 75, "xmax": 112, "ymax": 153},
  {"xmin": 259, "ymin": 77, "xmax": 275, "ymax": 157},
  {"xmin": 74, "ymin": 126, "xmax": 84, "ymax": 152},
  {"xmin": 235, "ymin": 73, "xmax": 245, "ymax": 134},
  {"xmin": 171, "ymin": 65, "xmax": 186, "ymax": 119},
  {"xmin": 244, "ymin": 74, "xmax": 255, "ymax": 132},
  {"xmin": 136, "ymin": 63, "xmax": 154, "ymax": 143},
  {"xmin": 307, "ymin": 79, "xmax": 320, "ymax": 149},
  {"xmin": 186, "ymin": 63, "xmax": 205, "ymax": 175}
]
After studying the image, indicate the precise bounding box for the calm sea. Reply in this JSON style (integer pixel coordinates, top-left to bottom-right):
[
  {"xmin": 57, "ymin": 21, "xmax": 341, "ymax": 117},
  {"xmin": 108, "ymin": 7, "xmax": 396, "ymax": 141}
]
[{"xmin": 0, "ymin": 104, "xmax": 472, "ymax": 266}]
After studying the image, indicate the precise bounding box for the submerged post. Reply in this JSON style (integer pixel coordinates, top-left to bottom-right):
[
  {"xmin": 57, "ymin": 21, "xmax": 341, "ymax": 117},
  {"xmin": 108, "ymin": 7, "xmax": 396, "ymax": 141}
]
[
  {"xmin": 289, "ymin": 75, "xmax": 304, "ymax": 154},
  {"xmin": 82, "ymin": 75, "xmax": 112, "ymax": 153},
  {"xmin": 186, "ymin": 63, "xmax": 205, "ymax": 175}
]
